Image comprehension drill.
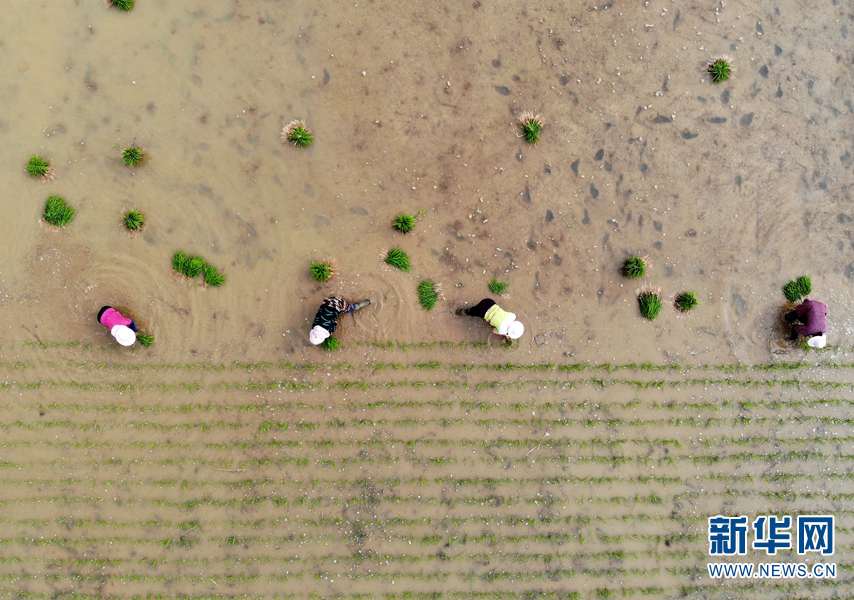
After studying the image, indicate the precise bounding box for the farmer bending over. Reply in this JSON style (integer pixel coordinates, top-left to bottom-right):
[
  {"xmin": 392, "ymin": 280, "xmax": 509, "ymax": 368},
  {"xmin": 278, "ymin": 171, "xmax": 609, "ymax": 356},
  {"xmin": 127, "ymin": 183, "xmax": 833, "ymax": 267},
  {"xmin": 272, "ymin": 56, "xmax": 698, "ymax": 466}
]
[
  {"xmin": 97, "ymin": 306, "xmax": 137, "ymax": 347},
  {"xmin": 785, "ymin": 298, "xmax": 827, "ymax": 348},
  {"xmin": 456, "ymin": 298, "xmax": 524, "ymax": 341},
  {"xmin": 309, "ymin": 296, "xmax": 370, "ymax": 345}
]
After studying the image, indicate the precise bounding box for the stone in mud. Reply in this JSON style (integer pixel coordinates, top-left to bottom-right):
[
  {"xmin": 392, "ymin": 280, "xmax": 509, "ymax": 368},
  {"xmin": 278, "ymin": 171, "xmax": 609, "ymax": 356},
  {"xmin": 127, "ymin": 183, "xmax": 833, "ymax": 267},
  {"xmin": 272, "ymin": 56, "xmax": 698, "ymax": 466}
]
[
  {"xmin": 759, "ymin": 65, "xmax": 769, "ymax": 78},
  {"xmin": 594, "ymin": 149, "xmax": 604, "ymax": 161},
  {"xmin": 494, "ymin": 85, "xmax": 510, "ymax": 96}
]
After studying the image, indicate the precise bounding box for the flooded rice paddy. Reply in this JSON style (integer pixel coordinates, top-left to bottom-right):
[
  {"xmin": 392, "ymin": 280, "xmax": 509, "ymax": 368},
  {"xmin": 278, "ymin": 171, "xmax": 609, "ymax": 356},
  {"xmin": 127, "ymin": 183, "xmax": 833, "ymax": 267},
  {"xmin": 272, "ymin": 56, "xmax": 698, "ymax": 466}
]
[{"xmin": 0, "ymin": 0, "xmax": 853, "ymax": 598}]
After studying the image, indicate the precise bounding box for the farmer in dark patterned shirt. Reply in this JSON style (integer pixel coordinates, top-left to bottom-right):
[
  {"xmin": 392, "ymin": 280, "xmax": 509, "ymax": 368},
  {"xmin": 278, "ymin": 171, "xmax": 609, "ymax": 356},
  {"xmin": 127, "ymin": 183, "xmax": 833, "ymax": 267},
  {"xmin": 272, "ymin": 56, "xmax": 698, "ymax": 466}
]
[{"xmin": 309, "ymin": 296, "xmax": 371, "ymax": 345}]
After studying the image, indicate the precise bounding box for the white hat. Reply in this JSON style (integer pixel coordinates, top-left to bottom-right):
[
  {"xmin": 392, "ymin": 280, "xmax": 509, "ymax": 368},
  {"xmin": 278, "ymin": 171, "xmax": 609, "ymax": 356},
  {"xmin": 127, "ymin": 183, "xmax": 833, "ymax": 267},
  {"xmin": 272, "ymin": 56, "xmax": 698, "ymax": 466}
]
[
  {"xmin": 808, "ymin": 334, "xmax": 827, "ymax": 349},
  {"xmin": 111, "ymin": 325, "xmax": 136, "ymax": 347},
  {"xmin": 507, "ymin": 321, "xmax": 525, "ymax": 340},
  {"xmin": 309, "ymin": 325, "xmax": 330, "ymax": 345},
  {"xmin": 497, "ymin": 313, "xmax": 517, "ymax": 335}
]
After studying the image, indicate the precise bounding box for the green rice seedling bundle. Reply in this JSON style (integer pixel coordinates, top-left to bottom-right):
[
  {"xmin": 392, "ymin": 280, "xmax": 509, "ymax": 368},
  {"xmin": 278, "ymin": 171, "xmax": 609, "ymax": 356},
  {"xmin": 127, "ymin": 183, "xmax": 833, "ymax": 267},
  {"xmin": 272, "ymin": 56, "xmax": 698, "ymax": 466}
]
[
  {"xmin": 782, "ymin": 276, "xmax": 811, "ymax": 302},
  {"xmin": 385, "ymin": 247, "xmax": 411, "ymax": 272},
  {"xmin": 488, "ymin": 279, "xmax": 508, "ymax": 295},
  {"xmin": 417, "ymin": 280, "xmax": 440, "ymax": 311},
  {"xmin": 183, "ymin": 255, "xmax": 206, "ymax": 278},
  {"xmin": 123, "ymin": 209, "xmax": 144, "ymax": 231},
  {"xmin": 674, "ymin": 292, "xmax": 699, "ymax": 312},
  {"xmin": 622, "ymin": 256, "xmax": 647, "ymax": 279},
  {"xmin": 43, "ymin": 196, "xmax": 76, "ymax": 227},
  {"xmin": 637, "ymin": 286, "xmax": 662, "ymax": 320},
  {"xmin": 707, "ymin": 58, "xmax": 731, "ymax": 83},
  {"xmin": 393, "ymin": 210, "xmax": 424, "ymax": 234},
  {"xmin": 518, "ymin": 111, "xmax": 544, "ymax": 144},
  {"xmin": 320, "ymin": 336, "xmax": 341, "ymax": 351},
  {"xmin": 281, "ymin": 120, "xmax": 313, "ymax": 148},
  {"xmin": 172, "ymin": 252, "xmax": 186, "ymax": 273},
  {"xmin": 203, "ymin": 265, "xmax": 226, "ymax": 287},
  {"xmin": 122, "ymin": 146, "xmax": 143, "ymax": 166},
  {"xmin": 108, "ymin": 0, "xmax": 133, "ymax": 9},
  {"xmin": 137, "ymin": 334, "xmax": 154, "ymax": 347},
  {"xmin": 26, "ymin": 156, "xmax": 55, "ymax": 181},
  {"xmin": 310, "ymin": 260, "xmax": 336, "ymax": 282}
]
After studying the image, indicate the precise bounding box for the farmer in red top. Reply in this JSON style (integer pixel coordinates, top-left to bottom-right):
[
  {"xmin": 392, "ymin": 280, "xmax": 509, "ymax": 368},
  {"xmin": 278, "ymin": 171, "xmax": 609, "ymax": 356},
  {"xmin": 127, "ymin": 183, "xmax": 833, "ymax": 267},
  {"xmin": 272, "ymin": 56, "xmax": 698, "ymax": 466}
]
[
  {"xmin": 97, "ymin": 306, "xmax": 137, "ymax": 346},
  {"xmin": 785, "ymin": 299, "xmax": 827, "ymax": 348}
]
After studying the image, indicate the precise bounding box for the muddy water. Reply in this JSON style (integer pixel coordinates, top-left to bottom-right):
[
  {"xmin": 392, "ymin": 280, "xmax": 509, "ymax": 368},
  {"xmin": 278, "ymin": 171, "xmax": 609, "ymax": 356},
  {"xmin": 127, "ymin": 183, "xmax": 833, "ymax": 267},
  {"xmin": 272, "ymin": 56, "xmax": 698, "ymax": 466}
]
[{"xmin": 1, "ymin": 0, "xmax": 853, "ymax": 598}]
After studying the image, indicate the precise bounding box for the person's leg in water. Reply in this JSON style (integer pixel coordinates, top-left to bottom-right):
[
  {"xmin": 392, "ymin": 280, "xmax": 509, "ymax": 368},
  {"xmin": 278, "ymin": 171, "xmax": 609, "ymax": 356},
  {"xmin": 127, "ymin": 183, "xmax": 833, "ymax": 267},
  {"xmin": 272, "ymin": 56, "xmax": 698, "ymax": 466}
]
[
  {"xmin": 350, "ymin": 300, "xmax": 371, "ymax": 312},
  {"xmin": 457, "ymin": 298, "xmax": 496, "ymax": 318}
]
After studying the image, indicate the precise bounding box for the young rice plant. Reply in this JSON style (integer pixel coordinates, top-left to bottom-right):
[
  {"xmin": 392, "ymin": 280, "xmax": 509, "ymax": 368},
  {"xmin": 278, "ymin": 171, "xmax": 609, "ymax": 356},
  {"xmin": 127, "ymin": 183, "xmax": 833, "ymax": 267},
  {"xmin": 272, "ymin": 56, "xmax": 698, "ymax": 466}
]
[
  {"xmin": 674, "ymin": 292, "xmax": 699, "ymax": 313},
  {"xmin": 637, "ymin": 286, "xmax": 662, "ymax": 320},
  {"xmin": 122, "ymin": 146, "xmax": 143, "ymax": 166},
  {"xmin": 518, "ymin": 112, "xmax": 544, "ymax": 144},
  {"xmin": 26, "ymin": 156, "xmax": 54, "ymax": 181},
  {"xmin": 310, "ymin": 261, "xmax": 335, "ymax": 283},
  {"xmin": 137, "ymin": 334, "xmax": 154, "ymax": 347},
  {"xmin": 622, "ymin": 256, "xmax": 647, "ymax": 279},
  {"xmin": 203, "ymin": 265, "xmax": 226, "ymax": 287},
  {"xmin": 385, "ymin": 248, "xmax": 411, "ymax": 272},
  {"xmin": 123, "ymin": 209, "xmax": 145, "ymax": 231},
  {"xmin": 707, "ymin": 58, "xmax": 731, "ymax": 84},
  {"xmin": 281, "ymin": 120, "xmax": 313, "ymax": 148},
  {"xmin": 43, "ymin": 196, "xmax": 76, "ymax": 227},
  {"xmin": 108, "ymin": 0, "xmax": 134, "ymax": 9},
  {"xmin": 417, "ymin": 280, "xmax": 440, "ymax": 311},
  {"xmin": 488, "ymin": 279, "xmax": 508, "ymax": 295},
  {"xmin": 320, "ymin": 336, "xmax": 341, "ymax": 351},
  {"xmin": 782, "ymin": 276, "xmax": 812, "ymax": 303}
]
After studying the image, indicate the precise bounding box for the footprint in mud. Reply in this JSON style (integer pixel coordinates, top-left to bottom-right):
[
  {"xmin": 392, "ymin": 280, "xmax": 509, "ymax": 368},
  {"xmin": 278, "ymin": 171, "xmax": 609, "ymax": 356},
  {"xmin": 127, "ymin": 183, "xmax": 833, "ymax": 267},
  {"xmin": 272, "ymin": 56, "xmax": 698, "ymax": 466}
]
[{"xmin": 494, "ymin": 86, "xmax": 510, "ymax": 96}]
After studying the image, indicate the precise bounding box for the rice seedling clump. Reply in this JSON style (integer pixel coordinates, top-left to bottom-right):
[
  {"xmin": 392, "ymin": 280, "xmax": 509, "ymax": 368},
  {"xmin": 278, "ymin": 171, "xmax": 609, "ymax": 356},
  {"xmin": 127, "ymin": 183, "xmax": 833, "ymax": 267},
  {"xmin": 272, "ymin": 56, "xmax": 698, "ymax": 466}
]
[
  {"xmin": 707, "ymin": 58, "xmax": 731, "ymax": 83},
  {"xmin": 385, "ymin": 247, "xmax": 411, "ymax": 272},
  {"xmin": 123, "ymin": 209, "xmax": 145, "ymax": 231},
  {"xmin": 43, "ymin": 196, "xmax": 76, "ymax": 227},
  {"xmin": 203, "ymin": 265, "xmax": 226, "ymax": 287},
  {"xmin": 518, "ymin": 112, "xmax": 544, "ymax": 144},
  {"xmin": 320, "ymin": 336, "xmax": 341, "ymax": 351},
  {"xmin": 417, "ymin": 280, "xmax": 440, "ymax": 311},
  {"xmin": 622, "ymin": 256, "xmax": 647, "ymax": 279},
  {"xmin": 782, "ymin": 276, "xmax": 812, "ymax": 302},
  {"xmin": 310, "ymin": 261, "xmax": 335, "ymax": 283},
  {"xmin": 108, "ymin": 0, "xmax": 134, "ymax": 9},
  {"xmin": 637, "ymin": 286, "xmax": 662, "ymax": 320},
  {"xmin": 26, "ymin": 156, "xmax": 54, "ymax": 181},
  {"xmin": 488, "ymin": 279, "xmax": 508, "ymax": 295},
  {"xmin": 674, "ymin": 292, "xmax": 699, "ymax": 312},
  {"xmin": 122, "ymin": 146, "xmax": 144, "ymax": 166},
  {"xmin": 137, "ymin": 334, "xmax": 154, "ymax": 347},
  {"xmin": 394, "ymin": 213, "xmax": 416, "ymax": 234},
  {"xmin": 172, "ymin": 252, "xmax": 225, "ymax": 286},
  {"xmin": 281, "ymin": 120, "xmax": 313, "ymax": 148}
]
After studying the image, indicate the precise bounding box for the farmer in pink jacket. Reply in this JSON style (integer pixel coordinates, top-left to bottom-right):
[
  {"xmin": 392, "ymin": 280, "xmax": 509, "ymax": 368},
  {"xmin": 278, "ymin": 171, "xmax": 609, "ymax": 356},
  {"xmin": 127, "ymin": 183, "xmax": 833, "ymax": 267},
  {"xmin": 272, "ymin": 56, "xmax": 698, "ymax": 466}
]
[{"xmin": 97, "ymin": 306, "xmax": 137, "ymax": 346}]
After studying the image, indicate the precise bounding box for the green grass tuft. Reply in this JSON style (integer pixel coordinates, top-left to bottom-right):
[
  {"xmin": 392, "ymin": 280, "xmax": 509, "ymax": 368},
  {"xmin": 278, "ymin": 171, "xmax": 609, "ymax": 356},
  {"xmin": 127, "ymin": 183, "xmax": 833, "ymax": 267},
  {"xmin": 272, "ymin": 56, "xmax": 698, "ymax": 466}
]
[
  {"xmin": 289, "ymin": 127, "xmax": 313, "ymax": 148},
  {"xmin": 137, "ymin": 334, "xmax": 154, "ymax": 347},
  {"xmin": 417, "ymin": 280, "xmax": 439, "ymax": 311},
  {"xmin": 310, "ymin": 262, "xmax": 333, "ymax": 282},
  {"xmin": 782, "ymin": 276, "xmax": 812, "ymax": 303},
  {"xmin": 43, "ymin": 196, "xmax": 76, "ymax": 227},
  {"xmin": 674, "ymin": 292, "xmax": 699, "ymax": 312},
  {"xmin": 123, "ymin": 209, "xmax": 144, "ymax": 231},
  {"xmin": 385, "ymin": 247, "xmax": 411, "ymax": 272},
  {"xmin": 320, "ymin": 336, "xmax": 341, "ymax": 351},
  {"xmin": 183, "ymin": 255, "xmax": 206, "ymax": 279},
  {"xmin": 203, "ymin": 265, "xmax": 226, "ymax": 287},
  {"xmin": 26, "ymin": 156, "xmax": 50, "ymax": 178},
  {"xmin": 622, "ymin": 256, "xmax": 647, "ymax": 279},
  {"xmin": 638, "ymin": 289, "xmax": 662, "ymax": 320},
  {"xmin": 393, "ymin": 213, "xmax": 416, "ymax": 234},
  {"xmin": 488, "ymin": 279, "xmax": 508, "ymax": 295},
  {"xmin": 707, "ymin": 58, "xmax": 731, "ymax": 84},
  {"xmin": 109, "ymin": 0, "xmax": 134, "ymax": 9},
  {"xmin": 122, "ymin": 146, "xmax": 143, "ymax": 166},
  {"xmin": 521, "ymin": 120, "xmax": 542, "ymax": 143},
  {"xmin": 172, "ymin": 252, "xmax": 186, "ymax": 273}
]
